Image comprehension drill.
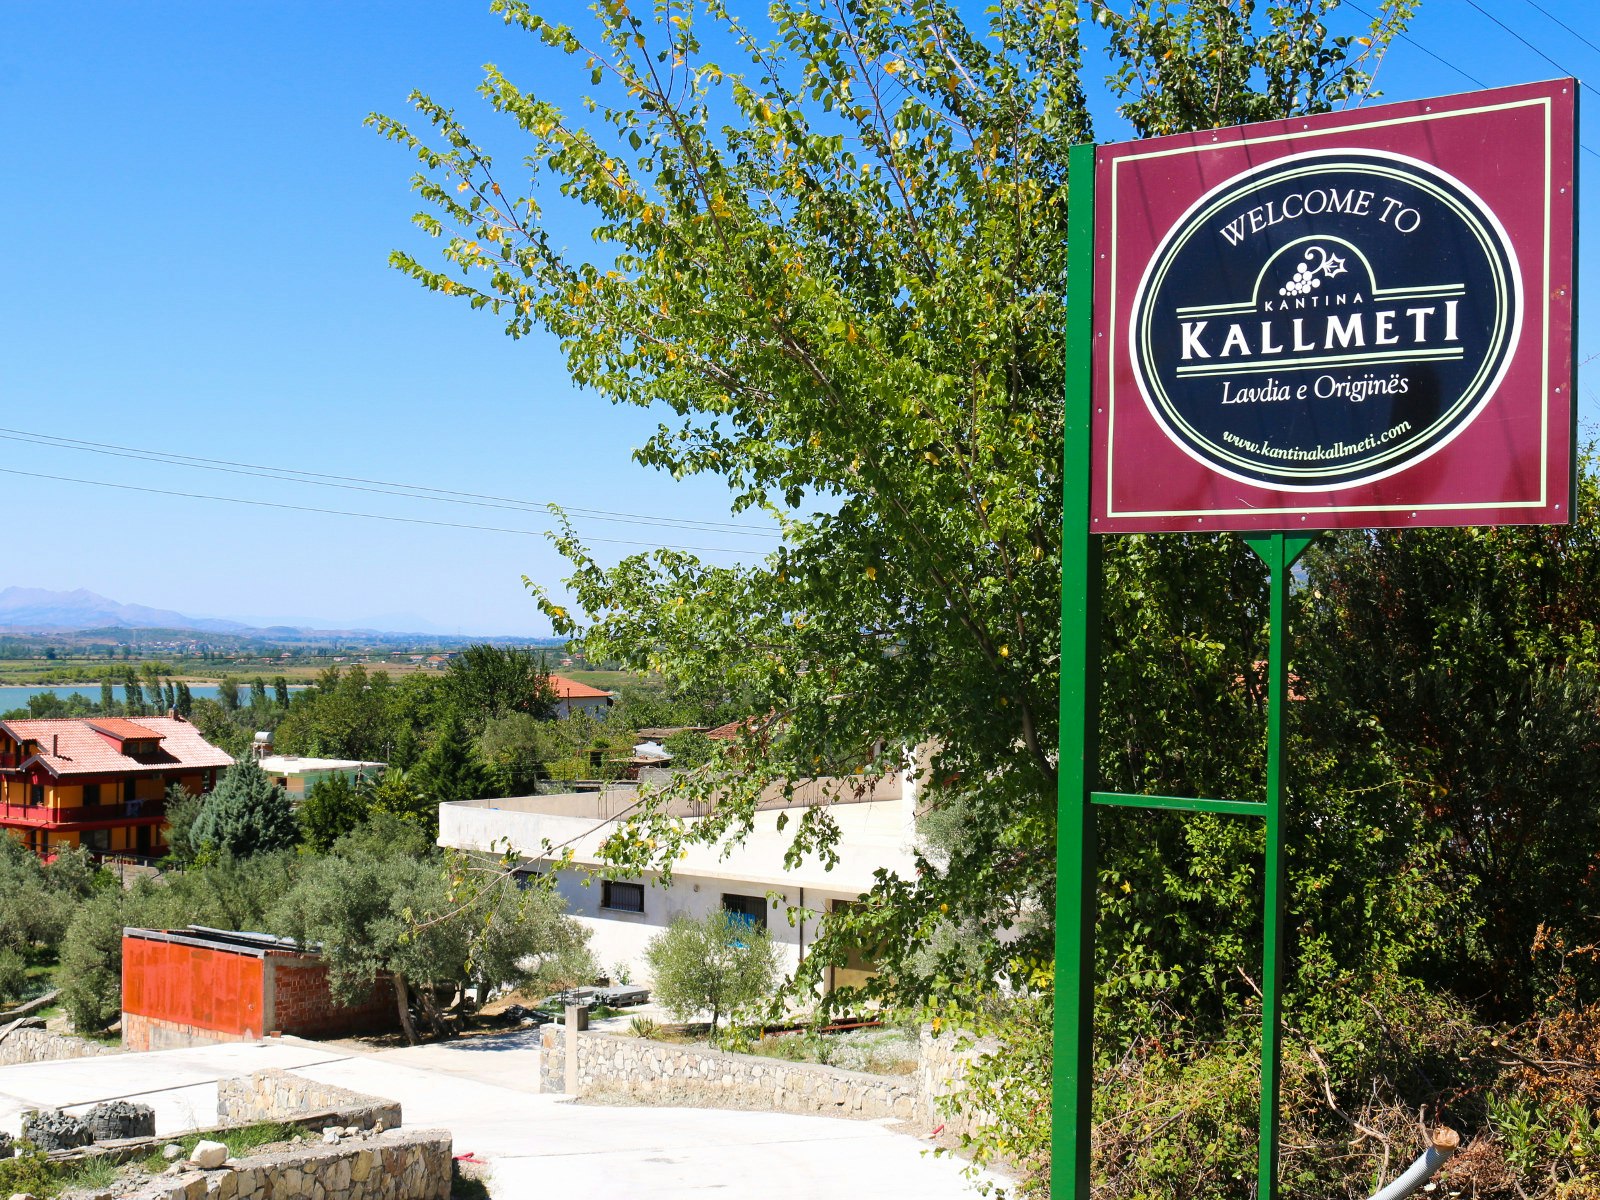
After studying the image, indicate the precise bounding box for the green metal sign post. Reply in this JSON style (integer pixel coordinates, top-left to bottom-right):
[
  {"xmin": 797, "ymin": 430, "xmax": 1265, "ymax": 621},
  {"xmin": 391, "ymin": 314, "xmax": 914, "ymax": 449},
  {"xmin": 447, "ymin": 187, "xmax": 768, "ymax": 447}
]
[
  {"xmin": 1053, "ymin": 140, "xmax": 1101, "ymax": 1200},
  {"xmin": 1054, "ymin": 139, "xmax": 1321, "ymax": 1200}
]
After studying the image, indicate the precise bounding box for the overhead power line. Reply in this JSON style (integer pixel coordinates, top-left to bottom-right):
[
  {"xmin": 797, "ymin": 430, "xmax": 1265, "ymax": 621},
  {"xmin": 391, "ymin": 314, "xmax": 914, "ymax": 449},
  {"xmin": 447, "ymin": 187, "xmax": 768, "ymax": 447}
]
[
  {"xmin": 1343, "ymin": 0, "xmax": 1600, "ymax": 161},
  {"xmin": 1460, "ymin": 0, "xmax": 1600, "ymax": 100},
  {"xmin": 1343, "ymin": 0, "xmax": 1488, "ymax": 87},
  {"xmin": 0, "ymin": 426, "xmax": 781, "ymax": 539},
  {"xmin": 0, "ymin": 465, "xmax": 757, "ymax": 555},
  {"xmin": 1520, "ymin": 0, "xmax": 1600, "ymax": 58}
]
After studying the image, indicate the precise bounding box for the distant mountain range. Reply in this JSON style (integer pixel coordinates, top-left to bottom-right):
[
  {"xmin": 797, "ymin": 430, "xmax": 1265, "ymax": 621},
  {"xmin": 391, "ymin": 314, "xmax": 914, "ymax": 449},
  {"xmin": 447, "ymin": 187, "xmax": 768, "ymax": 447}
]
[{"xmin": 0, "ymin": 588, "xmax": 522, "ymax": 640}]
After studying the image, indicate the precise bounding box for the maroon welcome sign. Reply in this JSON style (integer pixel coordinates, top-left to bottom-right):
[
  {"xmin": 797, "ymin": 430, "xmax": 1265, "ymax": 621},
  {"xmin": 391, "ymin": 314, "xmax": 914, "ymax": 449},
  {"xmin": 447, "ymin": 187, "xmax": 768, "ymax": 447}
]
[{"xmin": 1091, "ymin": 80, "xmax": 1577, "ymax": 533}]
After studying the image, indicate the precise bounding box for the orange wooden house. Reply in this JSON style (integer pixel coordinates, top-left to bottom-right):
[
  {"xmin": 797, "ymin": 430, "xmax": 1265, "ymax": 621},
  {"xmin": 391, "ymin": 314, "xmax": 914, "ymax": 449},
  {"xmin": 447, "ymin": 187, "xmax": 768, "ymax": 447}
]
[{"xmin": 0, "ymin": 716, "xmax": 233, "ymax": 860}]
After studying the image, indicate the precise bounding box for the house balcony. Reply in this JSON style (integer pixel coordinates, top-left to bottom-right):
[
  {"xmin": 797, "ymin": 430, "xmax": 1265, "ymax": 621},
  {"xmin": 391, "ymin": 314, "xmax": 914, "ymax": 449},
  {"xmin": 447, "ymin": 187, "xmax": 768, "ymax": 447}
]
[{"xmin": 0, "ymin": 800, "xmax": 167, "ymax": 828}]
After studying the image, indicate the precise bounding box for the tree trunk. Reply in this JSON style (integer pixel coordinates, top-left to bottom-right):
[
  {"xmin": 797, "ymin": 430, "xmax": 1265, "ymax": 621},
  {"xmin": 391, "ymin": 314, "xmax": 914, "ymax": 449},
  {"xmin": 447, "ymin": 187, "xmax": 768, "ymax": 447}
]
[
  {"xmin": 416, "ymin": 986, "xmax": 454, "ymax": 1039},
  {"xmin": 393, "ymin": 973, "xmax": 420, "ymax": 1046}
]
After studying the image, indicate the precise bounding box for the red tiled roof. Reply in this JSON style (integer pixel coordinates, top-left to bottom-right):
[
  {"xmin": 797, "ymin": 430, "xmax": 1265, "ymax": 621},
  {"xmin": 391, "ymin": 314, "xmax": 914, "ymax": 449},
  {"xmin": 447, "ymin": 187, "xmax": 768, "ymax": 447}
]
[
  {"xmin": 86, "ymin": 718, "xmax": 164, "ymax": 742},
  {"xmin": 0, "ymin": 717, "xmax": 235, "ymax": 778},
  {"xmin": 550, "ymin": 674, "xmax": 613, "ymax": 700},
  {"xmin": 706, "ymin": 716, "xmax": 760, "ymax": 741}
]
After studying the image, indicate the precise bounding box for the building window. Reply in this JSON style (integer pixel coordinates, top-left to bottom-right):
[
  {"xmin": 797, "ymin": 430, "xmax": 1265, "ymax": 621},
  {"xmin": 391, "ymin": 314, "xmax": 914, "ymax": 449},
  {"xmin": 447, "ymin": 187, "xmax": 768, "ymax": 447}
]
[
  {"xmin": 124, "ymin": 778, "xmax": 136, "ymax": 803},
  {"xmin": 83, "ymin": 783, "xmax": 100, "ymax": 807},
  {"xmin": 600, "ymin": 881, "xmax": 645, "ymax": 913},
  {"xmin": 81, "ymin": 829, "xmax": 110, "ymax": 855},
  {"xmin": 29, "ymin": 784, "xmax": 43, "ymax": 807},
  {"xmin": 722, "ymin": 893, "xmax": 768, "ymax": 932}
]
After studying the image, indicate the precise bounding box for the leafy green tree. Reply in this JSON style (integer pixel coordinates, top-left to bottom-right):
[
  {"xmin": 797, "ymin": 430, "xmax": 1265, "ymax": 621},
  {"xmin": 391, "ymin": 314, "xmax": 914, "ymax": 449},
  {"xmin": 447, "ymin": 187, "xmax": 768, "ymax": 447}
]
[
  {"xmin": 273, "ymin": 676, "xmax": 291, "ymax": 708},
  {"xmin": 21, "ymin": 693, "xmax": 71, "ymax": 719},
  {"xmin": 0, "ymin": 949, "xmax": 28, "ymax": 1006},
  {"xmin": 187, "ymin": 697, "xmax": 249, "ymax": 759},
  {"xmin": 162, "ymin": 784, "xmax": 207, "ymax": 866},
  {"xmin": 273, "ymin": 665, "xmax": 417, "ymax": 762},
  {"xmin": 175, "ymin": 681, "xmax": 193, "ymax": 717},
  {"xmin": 444, "ymin": 644, "xmax": 557, "ymax": 724},
  {"xmin": 331, "ymin": 809, "xmax": 435, "ymax": 861},
  {"xmin": 59, "ymin": 888, "xmax": 128, "ymax": 1032},
  {"xmin": 644, "ymin": 910, "xmax": 781, "ymax": 1033},
  {"xmin": 123, "ymin": 669, "xmax": 143, "ymax": 716},
  {"xmin": 1299, "ymin": 464, "xmax": 1600, "ymax": 1012},
  {"xmin": 249, "ymin": 678, "xmax": 269, "ymax": 711},
  {"xmin": 99, "ymin": 679, "xmax": 115, "ymax": 715},
  {"xmin": 298, "ymin": 773, "xmax": 372, "ymax": 853},
  {"xmin": 465, "ymin": 870, "xmax": 597, "ymax": 1000},
  {"xmin": 365, "ymin": 770, "xmax": 435, "ymax": 831},
  {"xmin": 610, "ymin": 679, "xmax": 757, "ymax": 732},
  {"xmin": 217, "ymin": 676, "xmax": 240, "ymax": 711},
  {"xmin": 661, "ymin": 730, "xmax": 715, "ymax": 770},
  {"xmin": 274, "ymin": 825, "xmax": 590, "ymax": 1044},
  {"xmin": 478, "ymin": 712, "xmax": 558, "ymax": 793},
  {"xmin": 275, "ymin": 849, "xmax": 457, "ymax": 1044},
  {"xmin": 190, "ymin": 760, "xmax": 298, "ymax": 858},
  {"xmin": 0, "ymin": 837, "xmax": 95, "ymax": 957},
  {"xmin": 369, "ymin": 0, "xmax": 1411, "ymax": 1010},
  {"xmin": 411, "ymin": 713, "xmax": 489, "ymax": 808}
]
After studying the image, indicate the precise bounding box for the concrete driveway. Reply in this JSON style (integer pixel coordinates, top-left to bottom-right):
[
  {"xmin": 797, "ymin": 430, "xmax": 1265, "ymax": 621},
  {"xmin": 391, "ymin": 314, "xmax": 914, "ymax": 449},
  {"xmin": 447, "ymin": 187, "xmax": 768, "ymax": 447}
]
[{"xmin": 0, "ymin": 1035, "xmax": 999, "ymax": 1198}]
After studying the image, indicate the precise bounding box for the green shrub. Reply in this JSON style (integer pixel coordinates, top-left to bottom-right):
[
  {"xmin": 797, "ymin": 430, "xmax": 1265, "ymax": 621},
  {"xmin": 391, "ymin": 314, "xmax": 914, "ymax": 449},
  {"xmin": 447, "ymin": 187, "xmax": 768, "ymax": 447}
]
[
  {"xmin": 0, "ymin": 948, "xmax": 28, "ymax": 1007},
  {"xmin": 59, "ymin": 889, "xmax": 127, "ymax": 1033},
  {"xmin": 0, "ymin": 1148, "xmax": 60, "ymax": 1196}
]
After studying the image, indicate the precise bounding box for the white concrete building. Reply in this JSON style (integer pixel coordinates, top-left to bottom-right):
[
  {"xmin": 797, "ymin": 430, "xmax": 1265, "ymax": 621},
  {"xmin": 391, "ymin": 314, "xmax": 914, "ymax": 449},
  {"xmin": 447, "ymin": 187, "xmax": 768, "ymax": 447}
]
[
  {"xmin": 437, "ymin": 772, "xmax": 918, "ymax": 990},
  {"xmin": 257, "ymin": 755, "xmax": 385, "ymax": 803}
]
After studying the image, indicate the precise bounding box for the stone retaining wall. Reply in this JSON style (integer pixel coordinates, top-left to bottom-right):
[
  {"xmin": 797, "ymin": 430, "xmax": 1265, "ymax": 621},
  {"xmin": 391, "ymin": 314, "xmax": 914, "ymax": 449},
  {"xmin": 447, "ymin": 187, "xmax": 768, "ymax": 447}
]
[
  {"xmin": 0, "ymin": 1024, "xmax": 116, "ymax": 1066},
  {"xmin": 916, "ymin": 1027, "xmax": 996, "ymax": 1139},
  {"xmin": 540, "ymin": 1024, "xmax": 998, "ymax": 1135},
  {"xmin": 115, "ymin": 1129, "xmax": 451, "ymax": 1200},
  {"xmin": 540, "ymin": 1025, "xmax": 919, "ymax": 1121},
  {"xmin": 216, "ymin": 1069, "xmax": 401, "ymax": 1132}
]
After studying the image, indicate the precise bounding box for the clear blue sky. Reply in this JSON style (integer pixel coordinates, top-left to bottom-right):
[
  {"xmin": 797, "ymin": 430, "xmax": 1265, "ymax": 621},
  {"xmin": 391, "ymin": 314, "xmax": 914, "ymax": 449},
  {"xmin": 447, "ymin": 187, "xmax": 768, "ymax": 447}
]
[{"xmin": 0, "ymin": 1, "xmax": 1594, "ymax": 635}]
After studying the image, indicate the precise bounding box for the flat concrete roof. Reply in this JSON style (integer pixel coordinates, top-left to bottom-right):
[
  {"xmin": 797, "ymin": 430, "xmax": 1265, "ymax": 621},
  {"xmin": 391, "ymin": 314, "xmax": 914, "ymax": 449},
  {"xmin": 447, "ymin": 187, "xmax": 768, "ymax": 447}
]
[
  {"xmin": 258, "ymin": 756, "xmax": 386, "ymax": 773},
  {"xmin": 441, "ymin": 787, "xmax": 915, "ymax": 894}
]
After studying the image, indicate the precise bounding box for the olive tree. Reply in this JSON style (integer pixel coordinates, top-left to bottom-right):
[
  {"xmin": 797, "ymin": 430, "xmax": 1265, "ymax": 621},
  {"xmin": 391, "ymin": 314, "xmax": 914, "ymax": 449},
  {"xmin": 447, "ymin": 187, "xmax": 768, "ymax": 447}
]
[{"xmin": 645, "ymin": 910, "xmax": 781, "ymax": 1033}]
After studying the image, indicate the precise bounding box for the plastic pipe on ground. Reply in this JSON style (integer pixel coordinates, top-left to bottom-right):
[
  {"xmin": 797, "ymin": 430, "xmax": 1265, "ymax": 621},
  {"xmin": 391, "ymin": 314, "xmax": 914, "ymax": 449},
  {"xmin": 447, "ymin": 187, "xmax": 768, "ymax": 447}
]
[{"xmin": 1368, "ymin": 1128, "xmax": 1461, "ymax": 1200}]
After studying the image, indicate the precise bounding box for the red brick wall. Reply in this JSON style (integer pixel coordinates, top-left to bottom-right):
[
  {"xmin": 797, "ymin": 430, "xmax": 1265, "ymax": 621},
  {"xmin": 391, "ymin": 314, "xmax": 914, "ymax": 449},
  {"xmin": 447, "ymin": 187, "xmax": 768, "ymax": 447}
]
[{"xmin": 265, "ymin": 956, "xmax": 397, "ymax": 1038}]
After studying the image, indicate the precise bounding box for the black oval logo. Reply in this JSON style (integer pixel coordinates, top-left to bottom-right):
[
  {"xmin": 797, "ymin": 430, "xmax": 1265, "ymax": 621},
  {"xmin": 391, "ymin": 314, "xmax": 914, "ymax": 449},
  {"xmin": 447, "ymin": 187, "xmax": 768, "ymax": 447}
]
[{"xmin": 1129, "ymin": 150, "xmax": 1521, "ymax": 490}]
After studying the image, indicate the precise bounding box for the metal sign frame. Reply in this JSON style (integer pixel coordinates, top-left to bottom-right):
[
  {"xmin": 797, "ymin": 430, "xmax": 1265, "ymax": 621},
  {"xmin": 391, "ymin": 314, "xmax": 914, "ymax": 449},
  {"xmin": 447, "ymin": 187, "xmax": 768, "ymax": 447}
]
[{"xmin": 1054, "ymin": 80, "xmax": 1577, "ymax": 1200}]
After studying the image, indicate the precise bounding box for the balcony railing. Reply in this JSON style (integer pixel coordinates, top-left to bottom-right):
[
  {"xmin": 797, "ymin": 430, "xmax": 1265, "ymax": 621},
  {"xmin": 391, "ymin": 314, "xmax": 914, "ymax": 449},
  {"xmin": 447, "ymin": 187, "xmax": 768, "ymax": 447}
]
[{"xmin": 0, "ymin": 800, "xmax": 166, "ymax": 826}]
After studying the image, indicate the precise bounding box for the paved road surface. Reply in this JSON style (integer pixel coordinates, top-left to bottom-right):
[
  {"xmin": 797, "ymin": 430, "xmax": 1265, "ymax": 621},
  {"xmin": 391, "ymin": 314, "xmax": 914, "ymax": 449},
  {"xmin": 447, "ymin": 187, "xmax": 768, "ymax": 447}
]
[{"xmin": 0, "ymin": 1035, "xmax": 997, "ymax": 1198}]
